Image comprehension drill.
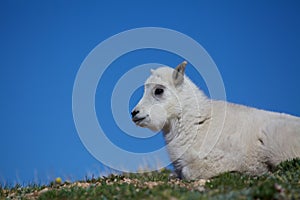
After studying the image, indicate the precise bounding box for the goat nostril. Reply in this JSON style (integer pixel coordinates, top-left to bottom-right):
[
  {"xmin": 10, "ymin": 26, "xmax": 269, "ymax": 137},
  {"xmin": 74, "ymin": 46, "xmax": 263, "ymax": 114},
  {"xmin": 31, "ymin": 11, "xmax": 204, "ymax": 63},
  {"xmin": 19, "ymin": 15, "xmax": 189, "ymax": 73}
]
[{"xmin": 131, "ymin": 110, "xmax": 139, "ymax": 118}]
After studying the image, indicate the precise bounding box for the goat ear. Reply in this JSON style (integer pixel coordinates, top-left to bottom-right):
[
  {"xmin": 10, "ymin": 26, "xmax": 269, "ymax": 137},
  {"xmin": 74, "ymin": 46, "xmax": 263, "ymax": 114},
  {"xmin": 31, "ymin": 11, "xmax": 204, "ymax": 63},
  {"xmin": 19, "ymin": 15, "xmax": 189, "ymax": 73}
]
[{"xmin": 172, "ymin": 61, "xmax": 187, "ymax": 87}]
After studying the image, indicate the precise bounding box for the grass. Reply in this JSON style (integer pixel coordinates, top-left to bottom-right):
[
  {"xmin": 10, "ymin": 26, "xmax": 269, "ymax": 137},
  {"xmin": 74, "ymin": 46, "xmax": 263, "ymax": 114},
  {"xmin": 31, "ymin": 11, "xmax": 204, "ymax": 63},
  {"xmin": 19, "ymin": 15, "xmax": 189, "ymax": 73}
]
[{"xmin": 1, "ymin": 158, "xmax": 300, "ymax": 199}]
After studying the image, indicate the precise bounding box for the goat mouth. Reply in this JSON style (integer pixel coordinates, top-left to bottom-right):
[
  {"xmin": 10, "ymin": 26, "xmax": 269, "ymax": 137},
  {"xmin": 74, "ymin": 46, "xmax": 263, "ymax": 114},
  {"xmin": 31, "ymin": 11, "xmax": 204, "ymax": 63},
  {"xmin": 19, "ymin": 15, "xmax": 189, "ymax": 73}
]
[{"xmin": 132, "ymin": 117, "xmax": 146, "ymax": 124}]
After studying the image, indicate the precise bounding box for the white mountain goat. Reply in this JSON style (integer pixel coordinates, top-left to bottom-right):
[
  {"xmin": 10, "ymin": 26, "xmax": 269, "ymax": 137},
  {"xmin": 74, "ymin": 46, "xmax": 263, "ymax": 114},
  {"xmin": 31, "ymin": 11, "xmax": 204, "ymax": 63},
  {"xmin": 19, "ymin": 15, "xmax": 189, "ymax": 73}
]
[{"xmin": 131, "ymin": 61, "xmax": 300, "ymax": 180}]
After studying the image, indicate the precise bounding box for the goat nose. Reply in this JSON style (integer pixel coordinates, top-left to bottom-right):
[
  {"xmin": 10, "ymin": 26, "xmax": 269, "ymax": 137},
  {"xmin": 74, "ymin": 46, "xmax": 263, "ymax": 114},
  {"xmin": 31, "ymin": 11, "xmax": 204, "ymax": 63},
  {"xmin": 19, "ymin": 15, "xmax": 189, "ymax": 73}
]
[{"xmin": 131, "ymin": 110, "xmax": 139, "ymax": 118}]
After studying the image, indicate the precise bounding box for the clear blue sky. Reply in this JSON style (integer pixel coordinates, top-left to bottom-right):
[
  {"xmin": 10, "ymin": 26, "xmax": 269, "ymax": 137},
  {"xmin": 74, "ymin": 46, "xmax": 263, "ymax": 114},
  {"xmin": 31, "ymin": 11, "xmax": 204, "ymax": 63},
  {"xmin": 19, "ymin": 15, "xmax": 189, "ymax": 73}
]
[{"xmin": 1, "ymin": 0, "xmax": 300, "ymax": 185}]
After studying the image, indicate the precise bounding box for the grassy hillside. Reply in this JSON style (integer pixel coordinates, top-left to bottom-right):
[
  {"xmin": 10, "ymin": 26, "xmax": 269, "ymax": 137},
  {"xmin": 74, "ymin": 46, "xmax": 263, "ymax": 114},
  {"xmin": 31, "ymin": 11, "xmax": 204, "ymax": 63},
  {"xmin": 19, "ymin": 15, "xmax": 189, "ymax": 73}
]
[{"xmin": 1, "ymin": 159, "xmax": 299, "ymax": 199}]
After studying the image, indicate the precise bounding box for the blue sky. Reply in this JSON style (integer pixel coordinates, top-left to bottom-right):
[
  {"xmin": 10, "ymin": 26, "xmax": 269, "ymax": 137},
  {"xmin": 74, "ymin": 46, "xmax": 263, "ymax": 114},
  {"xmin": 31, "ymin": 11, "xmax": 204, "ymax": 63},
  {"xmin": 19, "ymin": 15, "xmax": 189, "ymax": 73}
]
[{"xmin": 1, "ymin": 1, "xmax": 300, "ymax": 185}]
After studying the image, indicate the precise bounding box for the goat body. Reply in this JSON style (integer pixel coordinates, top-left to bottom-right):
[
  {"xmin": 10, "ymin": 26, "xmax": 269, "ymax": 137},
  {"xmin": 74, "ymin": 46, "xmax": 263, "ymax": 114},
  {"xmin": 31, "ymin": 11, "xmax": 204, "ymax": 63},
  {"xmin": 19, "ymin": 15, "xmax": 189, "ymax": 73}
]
[{"xmin": 132, "ymin": 62, "xmax": 300, "ymax": 180}]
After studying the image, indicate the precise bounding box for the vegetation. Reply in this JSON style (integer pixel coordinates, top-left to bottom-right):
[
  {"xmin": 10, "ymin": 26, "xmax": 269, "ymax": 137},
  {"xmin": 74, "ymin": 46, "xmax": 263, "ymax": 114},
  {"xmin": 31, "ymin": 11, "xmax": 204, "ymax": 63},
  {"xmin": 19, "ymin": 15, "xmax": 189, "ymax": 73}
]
[{"xmin": 1, "ymin": 159, "xmax": 300, "ymax": 199}]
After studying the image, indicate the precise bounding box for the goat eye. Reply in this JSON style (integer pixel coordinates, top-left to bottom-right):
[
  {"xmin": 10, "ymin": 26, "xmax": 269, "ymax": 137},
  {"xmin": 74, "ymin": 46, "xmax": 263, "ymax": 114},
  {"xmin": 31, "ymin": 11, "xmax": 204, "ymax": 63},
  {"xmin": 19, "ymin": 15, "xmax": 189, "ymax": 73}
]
[{"xmin": 154, "ymin": 88, "xmax": 164, "ymax": 96}]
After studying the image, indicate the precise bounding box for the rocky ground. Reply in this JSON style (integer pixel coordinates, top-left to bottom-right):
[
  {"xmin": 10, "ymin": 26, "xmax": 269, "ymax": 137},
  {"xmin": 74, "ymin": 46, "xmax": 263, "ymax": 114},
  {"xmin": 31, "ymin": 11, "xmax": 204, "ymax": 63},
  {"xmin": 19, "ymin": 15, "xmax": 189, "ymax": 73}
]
[{"xmin": 1, "ymin": 159, "xmax": 300, "ymax": 200}]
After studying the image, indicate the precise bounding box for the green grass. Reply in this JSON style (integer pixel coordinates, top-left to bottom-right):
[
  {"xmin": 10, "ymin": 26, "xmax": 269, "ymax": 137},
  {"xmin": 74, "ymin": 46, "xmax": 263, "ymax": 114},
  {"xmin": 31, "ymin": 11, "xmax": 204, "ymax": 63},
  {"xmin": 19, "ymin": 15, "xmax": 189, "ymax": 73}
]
[{"xmin": 1, "ymin": 159, "xmax": 300, "ymax": 199}]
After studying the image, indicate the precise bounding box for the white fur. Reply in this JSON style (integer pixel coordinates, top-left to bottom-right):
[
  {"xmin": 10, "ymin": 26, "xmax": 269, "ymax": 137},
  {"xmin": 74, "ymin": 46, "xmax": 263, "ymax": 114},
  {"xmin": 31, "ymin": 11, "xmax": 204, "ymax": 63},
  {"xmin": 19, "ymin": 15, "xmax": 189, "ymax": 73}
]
[{"xmin": 132, "ymin": 63, "xmax": 300, "ymax": 180}]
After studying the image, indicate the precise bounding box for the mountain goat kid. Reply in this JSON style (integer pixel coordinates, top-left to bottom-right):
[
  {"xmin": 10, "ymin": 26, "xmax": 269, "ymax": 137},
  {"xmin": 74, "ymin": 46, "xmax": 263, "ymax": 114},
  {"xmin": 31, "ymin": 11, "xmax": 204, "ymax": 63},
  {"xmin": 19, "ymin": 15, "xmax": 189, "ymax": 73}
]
[{"xmin": 131, "ymin": 61, "xmax": 300, "ymax": 180}]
